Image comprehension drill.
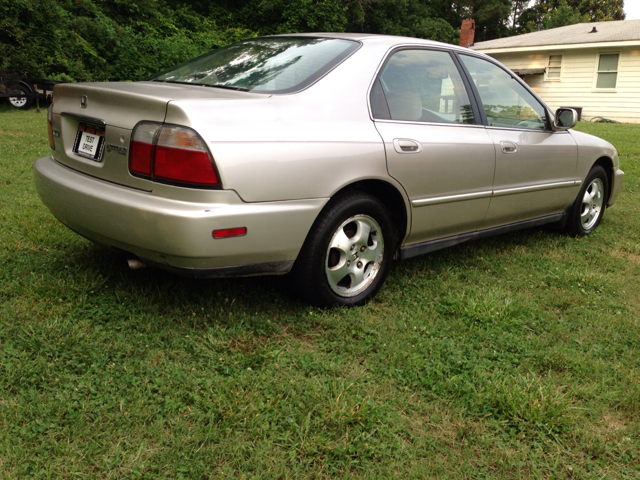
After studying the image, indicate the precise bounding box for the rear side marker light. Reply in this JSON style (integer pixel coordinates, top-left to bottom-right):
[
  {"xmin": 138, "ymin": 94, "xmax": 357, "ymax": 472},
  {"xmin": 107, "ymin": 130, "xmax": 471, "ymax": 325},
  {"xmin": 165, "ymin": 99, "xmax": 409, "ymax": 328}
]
[
  {"xmin": 212, "ymin": 227, "xmax": 247, "ymax": 239},
  {"xmin": 129, "ymin": 122, "xmax": 220, "ymax": 188}
]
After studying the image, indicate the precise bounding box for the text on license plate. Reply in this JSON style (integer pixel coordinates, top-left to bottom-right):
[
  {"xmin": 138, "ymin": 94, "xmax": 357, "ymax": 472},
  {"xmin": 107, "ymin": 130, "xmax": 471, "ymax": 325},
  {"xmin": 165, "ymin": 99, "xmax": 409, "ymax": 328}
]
[{"xmin": 73, "ymin": 124, "xmax": 105, "ymax": 161}]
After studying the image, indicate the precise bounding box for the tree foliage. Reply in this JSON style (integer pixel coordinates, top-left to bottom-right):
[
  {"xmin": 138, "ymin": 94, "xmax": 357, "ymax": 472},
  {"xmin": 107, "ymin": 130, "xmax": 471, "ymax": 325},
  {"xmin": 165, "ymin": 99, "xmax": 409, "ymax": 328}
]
[
  {"xmin": 0, "ymin": 0, "xmax": 627, "ymax": 82},
  {"xmin": 516, "ymin": 0, "xmax": 625, "ymax": 33}
]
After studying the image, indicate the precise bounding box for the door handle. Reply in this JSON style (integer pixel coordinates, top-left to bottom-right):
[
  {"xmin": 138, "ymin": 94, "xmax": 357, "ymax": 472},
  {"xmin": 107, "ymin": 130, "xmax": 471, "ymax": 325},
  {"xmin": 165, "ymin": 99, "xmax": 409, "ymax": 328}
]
[
  {"xmin": 500, "ymin": 141, "xmax": 518, "ymax": 154},
  {"xmin": 393, "ymin": 138, "xmax": 422, "ymax": 154}
]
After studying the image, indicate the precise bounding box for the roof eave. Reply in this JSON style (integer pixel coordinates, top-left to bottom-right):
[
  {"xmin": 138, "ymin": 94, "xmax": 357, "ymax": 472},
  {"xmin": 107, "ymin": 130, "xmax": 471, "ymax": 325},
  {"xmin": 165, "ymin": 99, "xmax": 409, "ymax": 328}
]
[{"xmin": 473, "ymin": 39, "xmax": 640, "ymax": 54}]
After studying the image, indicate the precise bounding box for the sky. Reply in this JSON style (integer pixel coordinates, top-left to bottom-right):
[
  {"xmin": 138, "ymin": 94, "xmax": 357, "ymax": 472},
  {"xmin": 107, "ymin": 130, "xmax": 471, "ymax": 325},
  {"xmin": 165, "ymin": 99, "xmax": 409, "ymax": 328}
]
[{"xmin": 625, "ymin": 0, "xmax": 640, "ymax": 20}]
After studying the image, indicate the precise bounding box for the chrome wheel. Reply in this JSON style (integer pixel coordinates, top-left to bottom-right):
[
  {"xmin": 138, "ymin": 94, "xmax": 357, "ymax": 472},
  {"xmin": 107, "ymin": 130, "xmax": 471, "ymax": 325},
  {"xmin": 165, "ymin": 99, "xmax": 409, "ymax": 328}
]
[
  {"xmin": 581, "ymin": 177, "xmax": 604, "ymax": 231},
  {"xmin": 325, "ymin": 214, "xmax": 384, "ymax": 297}
]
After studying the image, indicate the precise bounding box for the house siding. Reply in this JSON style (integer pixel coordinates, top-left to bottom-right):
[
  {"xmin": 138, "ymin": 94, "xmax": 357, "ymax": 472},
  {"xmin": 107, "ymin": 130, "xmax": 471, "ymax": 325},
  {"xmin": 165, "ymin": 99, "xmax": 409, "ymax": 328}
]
[{"xmin": 486, "ymin": 47, "xmax": 640, "ymax": 123}]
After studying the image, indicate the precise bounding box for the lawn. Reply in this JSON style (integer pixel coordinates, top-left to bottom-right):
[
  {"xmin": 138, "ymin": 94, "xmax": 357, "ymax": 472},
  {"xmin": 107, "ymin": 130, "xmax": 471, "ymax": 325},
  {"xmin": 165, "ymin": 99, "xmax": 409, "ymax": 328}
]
[{"xmin": 1, "ymin": 105, "xmax": 639, "ymax": 479}]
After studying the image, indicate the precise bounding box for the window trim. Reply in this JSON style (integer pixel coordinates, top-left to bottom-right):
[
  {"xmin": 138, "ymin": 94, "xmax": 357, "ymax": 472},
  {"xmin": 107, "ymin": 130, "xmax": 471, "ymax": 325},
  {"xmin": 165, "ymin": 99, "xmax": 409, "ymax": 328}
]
[
  {"xmin": 545, "ymin": 53, "xmax": 563, "ymax": 82},
  {"xmin": 367, "ymin": 45, "xmax": 483, "ymax": 126},
  {"xmin": 593, "ymin": 52, "xmax": 620, "ymax": 92},
  {"xmin": 456, "ymin": 52, "xmax": 554, "ymax": 132}
]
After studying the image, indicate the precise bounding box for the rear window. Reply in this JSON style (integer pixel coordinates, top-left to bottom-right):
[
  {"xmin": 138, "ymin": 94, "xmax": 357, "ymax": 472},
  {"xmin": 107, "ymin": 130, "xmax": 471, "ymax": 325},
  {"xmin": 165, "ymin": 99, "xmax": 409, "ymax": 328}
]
[{"xmin": 151, "ymin": 37, "xmax": 360, "ymax": 94}]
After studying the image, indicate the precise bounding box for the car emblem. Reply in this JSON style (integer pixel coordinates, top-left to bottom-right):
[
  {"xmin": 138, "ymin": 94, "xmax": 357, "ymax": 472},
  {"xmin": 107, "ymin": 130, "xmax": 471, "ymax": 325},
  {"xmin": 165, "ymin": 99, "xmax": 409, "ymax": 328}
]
[
  {"xmin": 80, "ymin": 95, "xmax": 87, "ymax": 108},
  {"xmin": 106, "ymin": 144, "xmax": 128, "ymax": 155}
]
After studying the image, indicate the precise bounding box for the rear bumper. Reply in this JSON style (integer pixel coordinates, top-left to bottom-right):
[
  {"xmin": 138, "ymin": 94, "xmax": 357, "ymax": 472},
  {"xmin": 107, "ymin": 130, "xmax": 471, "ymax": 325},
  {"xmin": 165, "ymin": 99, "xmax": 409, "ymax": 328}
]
[{"xmin": 34, "ymin": 156, "xmax": 326, "ymax": 274}]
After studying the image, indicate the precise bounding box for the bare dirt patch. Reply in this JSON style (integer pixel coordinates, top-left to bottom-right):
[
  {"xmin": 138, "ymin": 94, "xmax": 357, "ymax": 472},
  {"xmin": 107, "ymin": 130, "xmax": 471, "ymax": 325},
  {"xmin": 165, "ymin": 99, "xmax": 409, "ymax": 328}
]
[{"xmin": 610, "ymin": 249, "xmax": 640, "ymax": 265}]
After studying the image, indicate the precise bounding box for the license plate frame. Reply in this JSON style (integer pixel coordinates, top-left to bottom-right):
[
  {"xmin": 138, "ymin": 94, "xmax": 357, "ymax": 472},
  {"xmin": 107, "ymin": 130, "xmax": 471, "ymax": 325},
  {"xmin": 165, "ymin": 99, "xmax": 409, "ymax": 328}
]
[{"xmin": 72, "ymin": 123, "xmax": 105, "ymax": 162}]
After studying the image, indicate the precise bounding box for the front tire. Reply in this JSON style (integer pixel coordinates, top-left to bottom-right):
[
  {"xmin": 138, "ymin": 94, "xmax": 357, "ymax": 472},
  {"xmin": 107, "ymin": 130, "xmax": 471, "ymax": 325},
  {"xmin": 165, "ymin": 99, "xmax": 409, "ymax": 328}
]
[
  {"xmin": 566, "ymin": 165, "xmax": 609, "ymax": 236},
  {"xmin": 290, "ymin": 191, "xmax": 396, "ymax": 307}
]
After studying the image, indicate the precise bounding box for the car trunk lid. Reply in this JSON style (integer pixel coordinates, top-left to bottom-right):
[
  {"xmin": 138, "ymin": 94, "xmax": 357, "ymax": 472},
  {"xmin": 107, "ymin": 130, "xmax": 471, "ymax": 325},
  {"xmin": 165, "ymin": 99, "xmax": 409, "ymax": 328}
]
[{"xmin": 50, "ymin": 81, "xmax": 259, "ymax": 191}]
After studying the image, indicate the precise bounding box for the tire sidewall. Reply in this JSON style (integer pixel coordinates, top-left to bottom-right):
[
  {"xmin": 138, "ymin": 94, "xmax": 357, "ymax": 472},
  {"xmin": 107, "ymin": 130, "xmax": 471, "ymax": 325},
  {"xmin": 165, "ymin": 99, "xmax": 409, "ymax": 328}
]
[
  {"xmin": 297, "ymin": 192, "xmax": 396, "ymax": 307},
  {"xmin": 570, "ymin": 165, "xmax": 608, "ymax": 236}
]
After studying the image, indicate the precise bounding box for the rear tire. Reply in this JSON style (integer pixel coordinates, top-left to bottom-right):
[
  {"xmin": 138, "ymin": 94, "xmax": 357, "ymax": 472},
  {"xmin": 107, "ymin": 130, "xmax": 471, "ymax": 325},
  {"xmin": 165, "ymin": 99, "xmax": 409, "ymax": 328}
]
[
  {"xmin": 290, "ymin": 191, "xmax": 396, "ymax": 307},
  {"xmin": 565, "ymin": 165, "xmax": 609, "ymax": 236}
]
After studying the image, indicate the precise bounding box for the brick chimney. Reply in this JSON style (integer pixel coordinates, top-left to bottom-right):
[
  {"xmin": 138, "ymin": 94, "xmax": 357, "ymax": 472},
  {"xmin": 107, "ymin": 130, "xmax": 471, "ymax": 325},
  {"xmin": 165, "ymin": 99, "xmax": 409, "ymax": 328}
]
[{"xmin": 459, "ymin": 19, "xmax": 475, "ymax": 47}]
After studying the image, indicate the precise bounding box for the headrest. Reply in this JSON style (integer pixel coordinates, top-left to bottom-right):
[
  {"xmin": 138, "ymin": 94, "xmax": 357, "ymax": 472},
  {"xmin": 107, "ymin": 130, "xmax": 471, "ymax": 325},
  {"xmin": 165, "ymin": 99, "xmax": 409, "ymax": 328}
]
[{"xmin": 386, "ymin": 91, "xmax": 422, "ymax": 121}]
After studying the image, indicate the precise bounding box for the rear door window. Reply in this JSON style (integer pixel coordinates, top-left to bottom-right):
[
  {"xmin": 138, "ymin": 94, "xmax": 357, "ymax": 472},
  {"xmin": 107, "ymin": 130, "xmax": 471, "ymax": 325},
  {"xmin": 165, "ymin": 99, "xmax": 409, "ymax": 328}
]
[{"xmin": 371, "ymin": 49, "xmax": 476, "ymax": 124}]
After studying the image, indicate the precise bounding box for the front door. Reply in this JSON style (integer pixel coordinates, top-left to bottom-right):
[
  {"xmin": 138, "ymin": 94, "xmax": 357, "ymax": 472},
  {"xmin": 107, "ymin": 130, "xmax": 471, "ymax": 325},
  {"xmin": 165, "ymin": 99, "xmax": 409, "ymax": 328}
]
[{"xmin": 458, "ymin": 54, "xmax": 579, "ymax": 228}]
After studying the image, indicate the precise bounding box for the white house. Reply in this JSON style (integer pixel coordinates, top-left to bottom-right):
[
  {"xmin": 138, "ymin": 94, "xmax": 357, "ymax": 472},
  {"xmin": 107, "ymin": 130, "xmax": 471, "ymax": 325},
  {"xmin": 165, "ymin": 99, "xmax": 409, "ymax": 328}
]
[{"xmin": 472, "ymin": 20, "xmax": 640, "ymax": 123}]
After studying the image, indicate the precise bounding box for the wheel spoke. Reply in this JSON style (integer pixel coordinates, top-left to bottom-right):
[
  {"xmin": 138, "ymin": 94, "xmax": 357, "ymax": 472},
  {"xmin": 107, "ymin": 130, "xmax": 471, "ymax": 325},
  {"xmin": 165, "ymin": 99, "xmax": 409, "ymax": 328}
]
[
  {"xmin": 351, "ymin": 265, "xmax": 366, "ymax": 286},
  {"xmin": 359, "ymin": 242, "xmax": 383, "ymax": 262},
  {"xmin": 580, "ymin": 207, "xmax": 591, "ymax": 224},
  {"xmin": 329, "ymin": 228, "xmax": 351, "ymax": 252},
  {"xmin": 353, "ymin": 219, "xmax": 371, "ymax": 246},
  {"xmin": 327, "ymin": 262, "xmax": 351, "ymax": 288}
]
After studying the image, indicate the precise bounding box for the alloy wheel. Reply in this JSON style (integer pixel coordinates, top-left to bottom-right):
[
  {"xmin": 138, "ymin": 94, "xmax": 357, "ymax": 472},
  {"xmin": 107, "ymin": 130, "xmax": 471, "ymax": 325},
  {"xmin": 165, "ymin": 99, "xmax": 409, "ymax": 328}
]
[
  {"xmin": 581, "ymin": 177, "xmax": 604, "ymax": 231},
  {"xmin": 324, "ymin": 214, "xmax": 384, "ymax": 297}
]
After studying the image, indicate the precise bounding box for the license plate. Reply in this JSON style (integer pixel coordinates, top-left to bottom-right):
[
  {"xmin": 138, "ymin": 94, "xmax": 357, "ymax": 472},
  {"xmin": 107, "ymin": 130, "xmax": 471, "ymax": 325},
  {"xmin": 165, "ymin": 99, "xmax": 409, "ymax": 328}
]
[{"xmin": 72, "ymin": 123, "xmax": 105, "ymax": 161}]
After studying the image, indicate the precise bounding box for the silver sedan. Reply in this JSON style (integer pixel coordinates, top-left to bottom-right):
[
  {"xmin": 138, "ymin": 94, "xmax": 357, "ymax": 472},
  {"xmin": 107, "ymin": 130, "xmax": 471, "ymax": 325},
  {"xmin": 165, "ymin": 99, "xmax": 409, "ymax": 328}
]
[{"xmin": 34, "ymin": 33, "xmax": 624, "ymax": 306}]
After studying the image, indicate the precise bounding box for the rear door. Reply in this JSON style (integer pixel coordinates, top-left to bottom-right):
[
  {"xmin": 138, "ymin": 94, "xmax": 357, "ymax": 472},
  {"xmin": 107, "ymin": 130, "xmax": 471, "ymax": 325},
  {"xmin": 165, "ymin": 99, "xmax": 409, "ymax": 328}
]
[{"xmin": 372, "ymin": 48, "xmax": 496, "ymax": 244}]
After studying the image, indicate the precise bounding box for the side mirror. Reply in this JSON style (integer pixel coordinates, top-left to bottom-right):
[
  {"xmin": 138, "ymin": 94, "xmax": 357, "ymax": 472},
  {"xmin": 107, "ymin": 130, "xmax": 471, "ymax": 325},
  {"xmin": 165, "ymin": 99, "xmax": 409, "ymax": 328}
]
[{"xmin": 554, "ymin": 108, "xmax": 578, "ymax": 131}]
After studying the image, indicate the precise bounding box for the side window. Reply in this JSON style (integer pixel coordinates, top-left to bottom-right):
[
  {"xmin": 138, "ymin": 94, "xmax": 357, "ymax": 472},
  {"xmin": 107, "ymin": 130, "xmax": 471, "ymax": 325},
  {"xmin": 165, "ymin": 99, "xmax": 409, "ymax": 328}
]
[
  {"xmin": 596, "ymin": 53, "xmax": 619, "ymax": 89},
  {"xmin": 546, "ymin": 54, "xmax": 562, "ymax": 81},
  {"xmin": 372, "ymin": 49, "xmax": 475, "ymax": 124},
  {"xmin": 460, "ymin": 54, "xmax": 547, "ymax": 131}
]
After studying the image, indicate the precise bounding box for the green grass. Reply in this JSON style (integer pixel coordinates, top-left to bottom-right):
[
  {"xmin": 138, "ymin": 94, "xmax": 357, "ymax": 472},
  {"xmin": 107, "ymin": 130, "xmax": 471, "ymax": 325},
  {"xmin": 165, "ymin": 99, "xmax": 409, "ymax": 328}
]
[{"xmin": 1, "ymin": 105, "xmax": 639, "ymax": 478}]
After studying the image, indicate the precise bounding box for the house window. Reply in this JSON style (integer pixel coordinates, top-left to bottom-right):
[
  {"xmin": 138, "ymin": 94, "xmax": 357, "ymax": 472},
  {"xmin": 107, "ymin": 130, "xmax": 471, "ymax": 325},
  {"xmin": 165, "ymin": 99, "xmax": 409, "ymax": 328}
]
[
  {"xmin": 596, "ymin": 53, "xmax": 619, "ymax": 89},
  {"xmin": 546, "ymin": 54, "xmax": 562, "ymax": 80}
]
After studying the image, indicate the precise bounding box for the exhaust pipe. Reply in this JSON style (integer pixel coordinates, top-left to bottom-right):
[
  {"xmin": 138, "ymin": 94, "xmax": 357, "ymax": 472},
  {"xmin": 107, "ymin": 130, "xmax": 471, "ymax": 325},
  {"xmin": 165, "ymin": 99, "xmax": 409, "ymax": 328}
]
[{"xmin": 127, "ymin": 259, "xmax": 146, "ymax": 270}]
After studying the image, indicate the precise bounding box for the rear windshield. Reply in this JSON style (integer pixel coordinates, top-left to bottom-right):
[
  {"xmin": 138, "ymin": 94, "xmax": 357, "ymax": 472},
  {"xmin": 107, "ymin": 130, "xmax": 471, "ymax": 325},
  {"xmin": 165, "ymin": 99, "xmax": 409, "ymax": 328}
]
[{"xmin": 150, "ymin": 37, "xmax": 360, "ymax": 94}]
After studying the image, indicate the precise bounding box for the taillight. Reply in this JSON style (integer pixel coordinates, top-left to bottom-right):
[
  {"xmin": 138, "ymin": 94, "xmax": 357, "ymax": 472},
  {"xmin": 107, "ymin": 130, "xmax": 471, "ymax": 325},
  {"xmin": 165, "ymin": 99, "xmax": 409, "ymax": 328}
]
[
  {"xmin": 129, "ymin": 122, "xmax": 158, "ymax": 177},
  {"xmin": 129, "ymin": 122, "xmax": 220, "ymax": 188},
  {"xmin": 47, "ymin": 104, "xmax": 55, "ymax": 150},
  {"xmin": 154, "ymin": 126, "xmax": 219, "ymax": 186}
]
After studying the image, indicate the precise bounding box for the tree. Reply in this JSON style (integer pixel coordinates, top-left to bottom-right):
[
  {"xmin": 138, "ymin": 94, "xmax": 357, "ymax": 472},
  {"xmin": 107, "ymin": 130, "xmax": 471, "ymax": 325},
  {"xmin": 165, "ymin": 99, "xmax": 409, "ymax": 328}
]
[
  {"xmin": 516, "ymin": 0, "xmax": 625, "ymax": 33},
  {"xmin": 344, "ymin": 0, "xmax": 457, "ymax": 43},
  {"xmin": 575, "ymin": 0, "xmax": 625, "ymax": 22},
  {"xmin": 454, "ymin": 0, "xmax": 514, "ymax": 42},
  {"xmin": 511, "ymin": 0, "xmax": 530, "ymax": 28}
]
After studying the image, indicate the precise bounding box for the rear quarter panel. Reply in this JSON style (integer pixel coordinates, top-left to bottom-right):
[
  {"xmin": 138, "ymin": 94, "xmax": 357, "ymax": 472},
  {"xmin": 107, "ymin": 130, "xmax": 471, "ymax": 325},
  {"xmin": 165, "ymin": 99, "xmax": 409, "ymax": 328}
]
[{"xmin": 164, "ymin": 42, "xmax": 399, "ymax": 203}]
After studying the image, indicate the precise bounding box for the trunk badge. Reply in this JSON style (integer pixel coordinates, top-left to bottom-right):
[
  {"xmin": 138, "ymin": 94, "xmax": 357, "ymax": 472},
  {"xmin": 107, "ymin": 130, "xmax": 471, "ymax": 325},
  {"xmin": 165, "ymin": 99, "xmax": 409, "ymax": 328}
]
[
  {"xmin": 80, "ymin": 95, "xmax": 87, "ymax": 108},
  {"xmin": 106, "ymin": 144, "xmax": 128, "ymax": 155}
]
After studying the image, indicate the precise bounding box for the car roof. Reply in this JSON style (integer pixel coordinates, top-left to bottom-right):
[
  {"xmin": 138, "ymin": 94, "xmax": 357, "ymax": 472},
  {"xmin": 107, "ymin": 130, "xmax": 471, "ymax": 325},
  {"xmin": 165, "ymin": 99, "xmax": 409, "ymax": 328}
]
[{"xmin": 271, "ymin": 32, "xmax": 476, "ymax": 55}]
